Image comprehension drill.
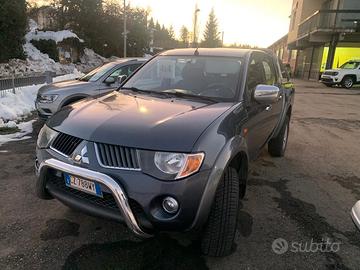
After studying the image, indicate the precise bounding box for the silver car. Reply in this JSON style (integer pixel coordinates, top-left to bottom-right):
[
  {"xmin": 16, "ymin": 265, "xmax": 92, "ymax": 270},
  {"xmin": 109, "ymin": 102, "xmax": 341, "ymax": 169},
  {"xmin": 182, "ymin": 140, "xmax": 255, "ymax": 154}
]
[{"xmin": 36, "ymin": 58, "xmax": 146, "ymax": 120}]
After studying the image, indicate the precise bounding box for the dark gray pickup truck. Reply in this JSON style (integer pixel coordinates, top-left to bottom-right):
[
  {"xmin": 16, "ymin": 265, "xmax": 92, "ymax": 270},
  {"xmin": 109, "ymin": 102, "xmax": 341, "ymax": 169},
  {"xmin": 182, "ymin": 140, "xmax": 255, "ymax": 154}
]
[{"xmin": 35, "ymin": 48, "xmax": 294, "ymax": 257}]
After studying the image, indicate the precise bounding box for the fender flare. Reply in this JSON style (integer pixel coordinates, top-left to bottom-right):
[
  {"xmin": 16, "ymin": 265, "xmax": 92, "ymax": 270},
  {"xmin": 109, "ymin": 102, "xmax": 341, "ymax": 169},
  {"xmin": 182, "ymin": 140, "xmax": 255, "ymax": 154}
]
[
  {"xmin": 189, "ymin": 135, "xmax": 249, "ymax": 231},
  {"xmin": 60, "ymin": 94, "xmax": 90, "ymax": 108}
]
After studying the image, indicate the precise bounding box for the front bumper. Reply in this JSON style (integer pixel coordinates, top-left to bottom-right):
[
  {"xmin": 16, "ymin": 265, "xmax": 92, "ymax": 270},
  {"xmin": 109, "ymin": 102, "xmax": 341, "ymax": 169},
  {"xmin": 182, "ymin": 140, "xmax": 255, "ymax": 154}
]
[
  {"xmin": 35, "ymin": 145, "xmax": 210, "ymax": 236},
  {"xmin": 351, "ymin": 200, "xmax": 360, "ymax": 231},
  {"xmin": 35, "ymin": 100, "xmax": 56, "ymax": 120},
  {"xmin": 320, "ymin": 76, "xmax": 339, "ymax": 84},
  {"xmin": 37, "ymin": 158, "xmax": 152, "ymax": 237}
]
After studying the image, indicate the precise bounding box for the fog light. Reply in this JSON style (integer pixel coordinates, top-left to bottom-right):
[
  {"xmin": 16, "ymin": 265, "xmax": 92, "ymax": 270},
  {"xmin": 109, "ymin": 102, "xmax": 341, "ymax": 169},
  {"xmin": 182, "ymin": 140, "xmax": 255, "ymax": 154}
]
[{"xmin": 162, "ymin": 197, "xmax": 179, "ymax": 214}]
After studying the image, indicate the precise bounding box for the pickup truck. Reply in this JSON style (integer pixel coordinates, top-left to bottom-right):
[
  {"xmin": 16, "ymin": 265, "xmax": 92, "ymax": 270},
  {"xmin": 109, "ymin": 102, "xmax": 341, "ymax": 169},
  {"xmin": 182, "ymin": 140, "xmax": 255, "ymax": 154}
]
[
  {"xmin": 35, "ymin": 48, "xmax": 294, "ymax": 257},
  {"xmin": 320, "ymin": 60, "xmax": 360, "ymax": 89}
]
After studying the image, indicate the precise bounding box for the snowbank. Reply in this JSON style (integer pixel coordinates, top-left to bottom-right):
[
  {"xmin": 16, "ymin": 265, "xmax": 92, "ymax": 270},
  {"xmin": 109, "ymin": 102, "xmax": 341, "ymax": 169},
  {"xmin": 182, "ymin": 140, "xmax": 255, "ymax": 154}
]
[
  {"xmin": 0, "ymin": 20, "xmax": 106, "ymax": 78},
  {"xmin": 0, "ymin": 84, "xmax": 43, "ymax": 121},
  {"xmin": 0, "ymin": 71, "xmax": 83, "ymax": 122},
  {"xmin": 0, "ymin": 120, "xmax": 35, "ymax": 146}
]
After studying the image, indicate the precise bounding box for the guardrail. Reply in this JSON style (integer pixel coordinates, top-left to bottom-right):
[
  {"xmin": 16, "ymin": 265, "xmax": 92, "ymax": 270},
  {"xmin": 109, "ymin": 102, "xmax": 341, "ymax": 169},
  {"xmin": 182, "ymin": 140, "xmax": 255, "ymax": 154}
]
[
  {"xmin": 0, "ymin": 72, "xmax": 54, "ymax": 97},
  {"xmin": 298, "ymin": 9, "xmax": 360, "ymax": 40}
]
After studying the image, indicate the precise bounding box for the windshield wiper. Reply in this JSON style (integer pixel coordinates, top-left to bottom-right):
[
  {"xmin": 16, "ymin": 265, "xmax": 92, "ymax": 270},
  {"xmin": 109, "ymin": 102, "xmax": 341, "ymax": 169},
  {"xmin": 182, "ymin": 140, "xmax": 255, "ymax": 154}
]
[
  {"xmin": 161, "ymin": 90, "xmax": 218, "ymax": 103},
  {"xmin": 120, "ymin": 87, "xmax": 170, "ymax": 98}
]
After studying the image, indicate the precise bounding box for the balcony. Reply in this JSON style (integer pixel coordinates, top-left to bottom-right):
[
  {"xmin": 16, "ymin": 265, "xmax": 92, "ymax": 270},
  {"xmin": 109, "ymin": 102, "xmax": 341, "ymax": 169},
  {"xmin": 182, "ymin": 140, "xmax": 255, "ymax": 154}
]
[{"xmin": 294, "ymin": 9, "xmax": 360, "ymax": 47}]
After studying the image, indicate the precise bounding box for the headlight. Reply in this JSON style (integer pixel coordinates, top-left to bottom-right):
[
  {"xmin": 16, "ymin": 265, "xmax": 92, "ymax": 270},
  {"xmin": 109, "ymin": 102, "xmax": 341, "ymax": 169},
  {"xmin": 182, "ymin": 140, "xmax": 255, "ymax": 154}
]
[
  {"xmin": 38, "ymin": 94, "xmax": 58, "ymax": 103},
  {"xmin": 37, "ymin": 125, "xmax": 58, "ymax": 148},
  {"xmin": 154, "ymin": 152, "xmax": 204, "ymax": 179}
]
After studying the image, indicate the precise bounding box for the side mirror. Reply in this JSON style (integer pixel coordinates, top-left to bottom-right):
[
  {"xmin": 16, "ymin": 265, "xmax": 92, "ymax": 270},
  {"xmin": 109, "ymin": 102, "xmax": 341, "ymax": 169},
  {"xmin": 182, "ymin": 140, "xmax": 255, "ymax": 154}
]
[
  {"xmin": 104, "ymin": 76, "xmax": 116, "ymax": 85},
  {"xmin": 253, "ymin": 85, "xmax": 280, "ymax": 104},
  {"xmin": 117, "ymin": 75, "xmax": 127, "ymax": 84}
]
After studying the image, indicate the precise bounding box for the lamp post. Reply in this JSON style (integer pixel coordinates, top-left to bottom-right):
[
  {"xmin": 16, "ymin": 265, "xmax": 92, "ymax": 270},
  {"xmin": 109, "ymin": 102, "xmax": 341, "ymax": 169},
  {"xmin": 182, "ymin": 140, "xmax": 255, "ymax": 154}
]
[
  {"xmin": 123, "ymin": 0, "xmax": 127, "ymax": 57},
  {"xmin": 193, "ymin": 6, "xmax": 200, "ymax": 47}
]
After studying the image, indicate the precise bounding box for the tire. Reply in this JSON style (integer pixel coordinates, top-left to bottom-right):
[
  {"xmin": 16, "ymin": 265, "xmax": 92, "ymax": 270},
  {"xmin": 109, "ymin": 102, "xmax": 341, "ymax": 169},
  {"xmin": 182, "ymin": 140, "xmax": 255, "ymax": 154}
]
[
  {"xmin": 201, "ymin": 167, "xmax": 240, "ymax": 257},
  {"xmin": 324, "ymin": 83, "xmax": 332, "ymax": 88},
  {"xmin": 342, "ymin": 76, "xmax": 354, "ymax": 89},
  {"xmin": 268, "ymin": 115, "xmax": 290, "ymax": 157}
]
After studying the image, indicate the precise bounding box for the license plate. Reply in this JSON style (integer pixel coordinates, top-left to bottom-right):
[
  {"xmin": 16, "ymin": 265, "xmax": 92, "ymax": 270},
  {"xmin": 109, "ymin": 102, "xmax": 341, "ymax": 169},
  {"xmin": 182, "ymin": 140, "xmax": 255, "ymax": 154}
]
[{"xmin": 64, "ymin": 173, "xmax": 102, "ymax": 197}]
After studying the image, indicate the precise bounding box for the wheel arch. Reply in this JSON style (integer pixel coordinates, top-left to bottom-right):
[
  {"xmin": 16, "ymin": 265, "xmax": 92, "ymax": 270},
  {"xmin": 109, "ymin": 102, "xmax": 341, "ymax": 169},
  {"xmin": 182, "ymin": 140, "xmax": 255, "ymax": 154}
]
[
  {"xmin": 60, "ymin": 94, "xmax": 89, "ymax": 108},
  {"xmin": 189, "ymin": 135, "xmax": 249, "ymax": 231}
]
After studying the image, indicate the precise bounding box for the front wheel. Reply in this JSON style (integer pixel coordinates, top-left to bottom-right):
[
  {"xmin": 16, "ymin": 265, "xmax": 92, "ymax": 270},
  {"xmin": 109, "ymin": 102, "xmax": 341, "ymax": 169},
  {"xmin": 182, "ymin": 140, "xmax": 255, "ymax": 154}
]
[
  {"xmin": 201, "ymin": 167, "xmax": 240, "ymax": 257},
  {"xmin": 323, "ymin": 83, "xmax": 332, "ymax": 88},
  {"xmin": 268, "ymin": 115, "xmax": 290, "ymax": 157},
  {"xmin": 342, "ymin": 76, "xmax": 354, "ymax": 89}
]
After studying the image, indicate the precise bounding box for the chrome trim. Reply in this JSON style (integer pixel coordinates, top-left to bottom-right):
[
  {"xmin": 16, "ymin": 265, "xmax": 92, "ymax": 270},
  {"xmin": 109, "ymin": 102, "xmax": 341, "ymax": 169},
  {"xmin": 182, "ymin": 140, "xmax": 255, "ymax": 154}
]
[
  {"xmin": 351, "ymin": 200, "xmax": 360, "ymax": 231},
  {"xmin": 50, "ymin": 146, "xmax": 69, "ymax": 158},
  {"xmin": 94, "ymin": 143, "xmax": 141, "ymax": 171},
  {"xmin": 38, "ymin": 158, "xmax": 152, "ymax": 238}
]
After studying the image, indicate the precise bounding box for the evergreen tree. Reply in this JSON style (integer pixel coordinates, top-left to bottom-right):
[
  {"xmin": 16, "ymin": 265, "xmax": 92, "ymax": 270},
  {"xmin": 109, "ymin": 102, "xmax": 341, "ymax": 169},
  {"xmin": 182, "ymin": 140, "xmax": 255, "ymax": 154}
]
[
  {"xmin": 0, "ymin": 0, "xmax": 27, "ymax": 62},
  {"xmin": 201, "ymin": 8, "xmax": 221, "ymax": 48},
  {"xmin": 180, "ymin": 26, "xmax": 189, "ymax": 47}
]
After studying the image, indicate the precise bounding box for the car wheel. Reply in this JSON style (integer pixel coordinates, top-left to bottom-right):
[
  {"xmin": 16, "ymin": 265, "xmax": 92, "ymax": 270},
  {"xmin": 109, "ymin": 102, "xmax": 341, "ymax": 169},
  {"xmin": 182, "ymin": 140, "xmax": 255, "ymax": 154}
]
[
  {"xmin": 324, "ymin": 83, "xmax": 332, "ymax": 88},
  {"xmin": 268, "ymin": 115, "xmax": 290, "ymax": 157},
  {"xmin": 342, "ymin": 76, "xmax": 354, "ymax": 89},
  {"xmin": 201, "ymin": 166, "xmax": 240, "ymax": 257}
]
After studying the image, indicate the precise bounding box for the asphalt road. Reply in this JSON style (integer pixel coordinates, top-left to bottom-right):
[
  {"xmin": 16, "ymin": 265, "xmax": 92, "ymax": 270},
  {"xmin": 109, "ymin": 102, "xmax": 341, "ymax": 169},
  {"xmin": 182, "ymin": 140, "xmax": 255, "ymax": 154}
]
[{"xmin": 1, "ymin": 80, "xmax": 360, "ymax": 270}]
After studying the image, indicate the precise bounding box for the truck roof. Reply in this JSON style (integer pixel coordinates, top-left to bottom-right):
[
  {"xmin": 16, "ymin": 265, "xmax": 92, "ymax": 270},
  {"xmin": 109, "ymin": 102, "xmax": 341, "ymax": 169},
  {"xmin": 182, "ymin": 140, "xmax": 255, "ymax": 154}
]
[{"xmin": 160, "ymin": 48, "xmax": 265, "ymax": 58}]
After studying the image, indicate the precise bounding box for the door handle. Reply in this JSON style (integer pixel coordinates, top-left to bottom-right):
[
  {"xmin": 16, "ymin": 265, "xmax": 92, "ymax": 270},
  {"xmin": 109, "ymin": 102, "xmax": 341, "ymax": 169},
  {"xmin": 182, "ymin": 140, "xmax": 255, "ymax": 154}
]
[{"xmin": 265, "ymin": 105, "xmax": 272, "ymax": 111}]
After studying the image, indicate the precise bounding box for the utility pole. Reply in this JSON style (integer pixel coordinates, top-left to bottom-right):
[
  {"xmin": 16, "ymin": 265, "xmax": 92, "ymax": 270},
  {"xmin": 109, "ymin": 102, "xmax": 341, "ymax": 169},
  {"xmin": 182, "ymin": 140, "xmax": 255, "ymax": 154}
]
[
  {"xmin": 123, "ymin": 0, "xmax": 127, "ymax": 57},
  {"xmin": 193, "ymin": 5, "xmax": 200, "ymax": 47}
]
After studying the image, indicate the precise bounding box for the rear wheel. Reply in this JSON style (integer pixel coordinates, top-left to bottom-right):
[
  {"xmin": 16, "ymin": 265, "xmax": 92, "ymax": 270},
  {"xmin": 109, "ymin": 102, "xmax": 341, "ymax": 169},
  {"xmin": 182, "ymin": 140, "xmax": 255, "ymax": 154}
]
[
  {"xmin": 268, "ymin": 115, "xmax": 290, "ymax": 157},
  {"xmin": 201, "ymin": 167, "xmax": 240, "ymax": 257},
  {"xmin": 342, "ymin": 76, "xmax": 354, "ymax": 89}
]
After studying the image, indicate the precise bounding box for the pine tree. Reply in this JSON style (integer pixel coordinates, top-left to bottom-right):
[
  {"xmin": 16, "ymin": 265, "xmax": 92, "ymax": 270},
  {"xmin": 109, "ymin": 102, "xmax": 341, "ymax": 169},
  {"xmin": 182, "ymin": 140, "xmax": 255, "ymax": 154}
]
[
  {"xmin": 0, "ymin": 0, "xmax": 27, "ymax": 62},
  {"xmin": 201, "ymin": 8, "xmax": 221, "ymax": 48},
  {"xmin": 180, "ymin": 26, "xmax": 189, "ymax": 47}
]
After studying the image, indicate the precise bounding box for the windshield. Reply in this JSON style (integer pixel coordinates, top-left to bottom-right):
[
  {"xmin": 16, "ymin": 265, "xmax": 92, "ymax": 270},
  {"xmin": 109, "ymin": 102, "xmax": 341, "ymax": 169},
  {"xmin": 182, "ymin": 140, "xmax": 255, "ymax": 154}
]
[
  {"xmin": 79, "ymin": 62, "xmax": 117, "ymax": 82},
  {"xmin": 121, "ymin": 55, "xmax": 242, "ymax": 101},
  {"xmin": 340, "ymin": 61, "xmax": 360, "ymax": 69}
]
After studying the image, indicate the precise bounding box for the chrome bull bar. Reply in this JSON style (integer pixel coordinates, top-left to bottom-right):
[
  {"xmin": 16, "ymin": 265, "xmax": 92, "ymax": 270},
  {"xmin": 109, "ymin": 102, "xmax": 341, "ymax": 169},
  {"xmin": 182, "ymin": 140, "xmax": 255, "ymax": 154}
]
[{"xmin": 38, "ymin": 158, "xmax": 152, "ymax": 238}]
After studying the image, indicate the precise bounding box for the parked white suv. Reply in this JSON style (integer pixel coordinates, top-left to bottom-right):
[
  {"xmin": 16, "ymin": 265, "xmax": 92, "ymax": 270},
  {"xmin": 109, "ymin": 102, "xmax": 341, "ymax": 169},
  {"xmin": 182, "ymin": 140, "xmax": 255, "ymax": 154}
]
[{"xmin": 320, "ymin": 60, "xmax": 360, "ymax": 89}]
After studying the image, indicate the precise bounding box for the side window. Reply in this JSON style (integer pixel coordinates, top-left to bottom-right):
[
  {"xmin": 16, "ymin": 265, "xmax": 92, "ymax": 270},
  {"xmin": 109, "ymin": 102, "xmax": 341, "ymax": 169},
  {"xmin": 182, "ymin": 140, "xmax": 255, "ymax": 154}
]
[
  {"xmin": 106, "ymin": 64, "xmax": 141, "ymax": 81},
  {"xmin": 245, "ymin": 56, "xmax": 266, "ymax": 101},
  {"xmin": 261, "ymin": 57, "xmax": 276, "ymax": 85},
  {"xmin": 107, "ymin": 66, "xmax": 127, "ymax": 79}
]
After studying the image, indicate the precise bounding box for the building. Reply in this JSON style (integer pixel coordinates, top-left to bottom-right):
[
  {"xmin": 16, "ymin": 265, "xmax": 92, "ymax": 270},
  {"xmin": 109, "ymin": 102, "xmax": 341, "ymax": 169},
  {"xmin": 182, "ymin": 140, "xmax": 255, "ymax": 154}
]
[
  {"xmin": 270, "ymin": 0, "xmax": 360, "ymax": 80},
  {"xmin": 29, "ymin": 6, "xmax": 58, "ymax": 31}
]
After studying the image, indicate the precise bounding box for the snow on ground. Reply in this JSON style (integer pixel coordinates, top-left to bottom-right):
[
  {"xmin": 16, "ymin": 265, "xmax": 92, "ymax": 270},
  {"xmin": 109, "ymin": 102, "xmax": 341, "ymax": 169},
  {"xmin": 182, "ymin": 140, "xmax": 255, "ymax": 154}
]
[
  {"xmin": 0, "ymin": 120, "xmax": 35, "ymax": 146},
  {"xmin": 0, "ymin": 70, "xmax": 84, "ymax": 122},
  {"xmin": 0, "ymin": 84, "xmax": 43, "ymax": 121}
]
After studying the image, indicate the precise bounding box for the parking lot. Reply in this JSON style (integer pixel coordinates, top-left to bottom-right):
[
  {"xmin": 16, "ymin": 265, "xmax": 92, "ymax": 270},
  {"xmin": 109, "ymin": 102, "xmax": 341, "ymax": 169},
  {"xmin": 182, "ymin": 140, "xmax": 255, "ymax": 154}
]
[{"xmin": 0, "ymin": 80, "xmax": 360, "ymax": 270}]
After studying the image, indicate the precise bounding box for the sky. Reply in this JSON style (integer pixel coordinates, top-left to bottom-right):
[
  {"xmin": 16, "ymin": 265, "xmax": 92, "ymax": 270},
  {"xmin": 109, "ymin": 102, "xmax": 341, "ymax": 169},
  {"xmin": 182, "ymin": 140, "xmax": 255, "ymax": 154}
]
[
  {"xmin": 130, "ymin": 0, "xmax": 293, "ymax": 47},
  {"xmin": 31, "ymin": 0, "xmax": 293, "ymax": 47}
]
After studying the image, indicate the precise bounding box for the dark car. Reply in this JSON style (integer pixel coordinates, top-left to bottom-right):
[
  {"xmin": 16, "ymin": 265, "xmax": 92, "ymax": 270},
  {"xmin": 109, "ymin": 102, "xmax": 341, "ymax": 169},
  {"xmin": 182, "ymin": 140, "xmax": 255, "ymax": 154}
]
[
  {"xmin": 35, "ymin": 48, "xmax": 294, "ymax": 257},
  {"xmin": 35, "ymin": 58, "xmax": 146, "ymax": 120}
]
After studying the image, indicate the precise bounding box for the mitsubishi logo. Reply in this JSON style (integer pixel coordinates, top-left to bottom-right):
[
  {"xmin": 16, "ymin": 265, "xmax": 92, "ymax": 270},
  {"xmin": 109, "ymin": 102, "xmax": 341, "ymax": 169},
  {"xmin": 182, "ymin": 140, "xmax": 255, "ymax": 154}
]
[{"xmin": 72, "ymin": 145, "xmax": 89, "ymax": 164}]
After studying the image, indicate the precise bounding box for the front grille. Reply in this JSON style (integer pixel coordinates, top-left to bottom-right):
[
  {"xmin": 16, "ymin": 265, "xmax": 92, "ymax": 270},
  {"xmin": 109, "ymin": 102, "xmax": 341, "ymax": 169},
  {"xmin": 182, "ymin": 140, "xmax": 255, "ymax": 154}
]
[
  {"xmin": 51, "ymin": 132, "xmax": 83, "ymax": 156},
  {"xmin": 95, "ymin": 143, "xmax": 140, "ymax": 170},
  {"xmin": 48, "ymin": 175, "xmax": 119, "ymax": 210}
]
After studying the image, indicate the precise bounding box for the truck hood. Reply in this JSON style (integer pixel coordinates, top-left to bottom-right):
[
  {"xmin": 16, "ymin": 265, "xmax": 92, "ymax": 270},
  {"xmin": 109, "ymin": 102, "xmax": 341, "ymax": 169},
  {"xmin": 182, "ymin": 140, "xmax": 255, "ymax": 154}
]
[
  {"xmin": 38, "ymin": 80, "xmax": 93, "ymax": 94},
  {"xmin": 47, "ymin": 91, "xmax": 233, "ymax": 152}
]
